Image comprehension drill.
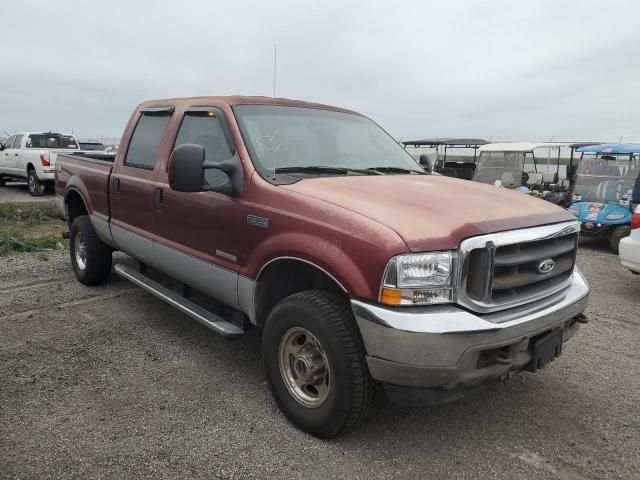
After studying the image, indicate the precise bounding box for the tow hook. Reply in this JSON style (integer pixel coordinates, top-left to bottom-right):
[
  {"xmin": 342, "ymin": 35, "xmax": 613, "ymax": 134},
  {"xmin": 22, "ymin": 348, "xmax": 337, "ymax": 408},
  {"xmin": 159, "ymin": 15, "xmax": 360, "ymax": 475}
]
[
  {"xmin": 492, "ymin": 350, "xmax": 512, "ymax": 365},
  {"xmin": 574, "ymin": 313, "xmax": 589, "ymax": 324}
]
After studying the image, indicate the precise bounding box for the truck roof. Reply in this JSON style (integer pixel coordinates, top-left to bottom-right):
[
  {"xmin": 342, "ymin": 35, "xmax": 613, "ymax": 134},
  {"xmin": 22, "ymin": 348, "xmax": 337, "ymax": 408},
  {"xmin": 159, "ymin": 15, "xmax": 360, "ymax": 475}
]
[
  {"xmin": 10, "ymin": 131, "xmax": 75, "ymax": 137},
  {"xmin": 137, "ymin": 96, "xmax": 361, "ymax": 115}
]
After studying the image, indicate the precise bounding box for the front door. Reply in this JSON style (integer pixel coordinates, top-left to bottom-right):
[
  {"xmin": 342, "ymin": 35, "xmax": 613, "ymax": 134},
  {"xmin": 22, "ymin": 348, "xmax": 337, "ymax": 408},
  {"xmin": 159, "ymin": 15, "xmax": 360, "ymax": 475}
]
[
  {"xmin": 152, "ymin": 105, "xmax": 245, "ymax": 309},
  {"xmin": 1, "ymin": 135, "xmax": 16, "ymax": 176},
  {"xmin": 110, "ymin": 107, "xmax": 174, "ymax": 265}
]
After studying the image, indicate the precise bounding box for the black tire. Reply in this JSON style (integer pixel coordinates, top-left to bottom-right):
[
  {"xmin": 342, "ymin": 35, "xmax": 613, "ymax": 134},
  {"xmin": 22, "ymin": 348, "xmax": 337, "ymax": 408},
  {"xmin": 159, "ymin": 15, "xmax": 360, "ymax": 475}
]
[
  {"xmin": 0, "ymin": 177, "xmax": 6, "ymax": 187},
  {"xmin": 69, "ymin": 215, "xmax": 112, "ymax": 285},
  {"xmin": 609, "ymin": 226, "xmax": 631, "ymax": 254},
  {"xmin": 27, "ymin": 170, "xmax": 44, "ymax": 196},
  {"xmin": 262, "ymin": 290, "xmax": 374, "ymax": 438}
]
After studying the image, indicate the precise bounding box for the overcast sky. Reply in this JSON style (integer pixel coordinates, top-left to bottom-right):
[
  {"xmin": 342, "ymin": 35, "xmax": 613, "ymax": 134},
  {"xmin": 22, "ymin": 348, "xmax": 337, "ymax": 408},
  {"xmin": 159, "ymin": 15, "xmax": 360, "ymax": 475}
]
[{"xmin": 2, "ymin": 0, "xmax": 639, "ymax": 141}]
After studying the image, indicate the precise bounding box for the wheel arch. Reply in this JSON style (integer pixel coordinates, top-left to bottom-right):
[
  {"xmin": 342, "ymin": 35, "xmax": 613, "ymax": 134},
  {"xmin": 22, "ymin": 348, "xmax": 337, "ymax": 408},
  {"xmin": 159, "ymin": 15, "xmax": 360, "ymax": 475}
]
[
  {"xmin": 252, "ymin": 257, "xmax": 349, "ymax": 327},
  {"xmin": 64, "ymin": 187, "xmax": 90, "ymax": 226}
]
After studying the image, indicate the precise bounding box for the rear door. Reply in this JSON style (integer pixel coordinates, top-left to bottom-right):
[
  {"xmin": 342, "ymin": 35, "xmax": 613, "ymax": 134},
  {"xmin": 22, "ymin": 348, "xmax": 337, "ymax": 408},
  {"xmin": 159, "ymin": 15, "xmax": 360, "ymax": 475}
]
[
  {"xmin": 11, "ymin": 134, "xmax": 24, "ymax": 173},
  {"xmin": 151, "ymin": 105, "xmax": 245, "ymax": 309},
  {"xmin": 109, "ymin": 107, "xmax": 174, "ymax": 265}
]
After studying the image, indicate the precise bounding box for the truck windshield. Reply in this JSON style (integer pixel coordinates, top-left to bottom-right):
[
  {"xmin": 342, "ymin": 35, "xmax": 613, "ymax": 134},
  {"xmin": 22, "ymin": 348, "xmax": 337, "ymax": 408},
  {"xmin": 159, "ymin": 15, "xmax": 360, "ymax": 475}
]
[
  {"xmin": 574, "ymin": 154, "xmax": 639, "ymax": 203},
  {"xmin": 473, "ymin": 151, "xmax": 526, "ymax": 188},
  {"xmin": 28, "ymin": 134, "xmax": 78, "ymax": 149},
  {"xmin": 234, "ymin": 105, "xmax": 423, "ymax": 177}
]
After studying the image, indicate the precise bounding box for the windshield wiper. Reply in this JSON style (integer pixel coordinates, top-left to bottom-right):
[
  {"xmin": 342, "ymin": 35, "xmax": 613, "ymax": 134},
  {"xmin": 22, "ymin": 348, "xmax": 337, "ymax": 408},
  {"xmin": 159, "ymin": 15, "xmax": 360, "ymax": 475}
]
[
  {"xmin": 275, "ymin": 166, "xmax": 382, "ymax": 176},
  {"xmin": 366, "ymin": 166, "xmax": 425, "ymax": 175}
]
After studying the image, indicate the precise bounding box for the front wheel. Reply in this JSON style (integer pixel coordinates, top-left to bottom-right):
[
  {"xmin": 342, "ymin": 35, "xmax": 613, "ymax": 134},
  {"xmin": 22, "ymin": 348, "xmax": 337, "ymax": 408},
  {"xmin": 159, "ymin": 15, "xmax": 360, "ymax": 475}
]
[
  {"xmin": 609, "ymin": 226, "xmax": 631, "ymax": 254},
  {"xmin": 27, "ymin": 170, "xmax": 44, "ymax": 196},
  {"xmin": 262, "ymin": 291, "xmax": 375, "ymax": 438},
  {"xmin": 69, "ymin": 216, "xmax": 113, "ymax": 285}
]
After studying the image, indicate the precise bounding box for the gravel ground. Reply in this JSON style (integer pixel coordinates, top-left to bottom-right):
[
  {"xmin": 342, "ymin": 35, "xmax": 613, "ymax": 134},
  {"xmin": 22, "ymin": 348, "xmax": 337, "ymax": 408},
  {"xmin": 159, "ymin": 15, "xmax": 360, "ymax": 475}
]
[
  {"xmin": 1, "ymin": 240, "xmax": 639, "ymax": 479},
  {"xmin": 0, "ymin": 182, "xmax": 55, "ymax": 203}
]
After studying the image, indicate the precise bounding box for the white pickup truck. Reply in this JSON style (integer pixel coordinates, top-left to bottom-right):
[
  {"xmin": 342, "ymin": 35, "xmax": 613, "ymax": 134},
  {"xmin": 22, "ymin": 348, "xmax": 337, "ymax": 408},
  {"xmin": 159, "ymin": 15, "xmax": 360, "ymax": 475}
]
[{"xmin": 0, "ymin": 132, "xmax": 80, "ymax": 195}]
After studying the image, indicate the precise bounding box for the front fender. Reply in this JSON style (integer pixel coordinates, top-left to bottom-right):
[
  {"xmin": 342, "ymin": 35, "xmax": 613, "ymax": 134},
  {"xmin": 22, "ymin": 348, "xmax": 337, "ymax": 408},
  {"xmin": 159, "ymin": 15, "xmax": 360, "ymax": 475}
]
[{"xmin": 246, "ymin": 230, "xmax": 370, "ymax": 298}]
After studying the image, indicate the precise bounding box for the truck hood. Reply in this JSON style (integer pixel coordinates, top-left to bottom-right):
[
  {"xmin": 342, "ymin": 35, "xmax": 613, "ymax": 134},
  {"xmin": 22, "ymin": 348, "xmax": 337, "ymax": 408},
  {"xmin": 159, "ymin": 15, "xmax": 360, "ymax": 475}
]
[{"xmin": 283, "ymin": 175, "xmax": 575, "ymax": 251}]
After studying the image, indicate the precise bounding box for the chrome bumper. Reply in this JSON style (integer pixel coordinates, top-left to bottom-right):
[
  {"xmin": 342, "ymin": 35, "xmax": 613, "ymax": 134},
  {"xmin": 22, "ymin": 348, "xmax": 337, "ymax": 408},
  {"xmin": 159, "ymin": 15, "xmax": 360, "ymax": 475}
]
[
  {"xmin": 39, "ymin": 170, "xmax": 55, "ymax": 180},
  {"xmin": 351, "ymin": 268, "xmax": 589, "ymax": 390}
]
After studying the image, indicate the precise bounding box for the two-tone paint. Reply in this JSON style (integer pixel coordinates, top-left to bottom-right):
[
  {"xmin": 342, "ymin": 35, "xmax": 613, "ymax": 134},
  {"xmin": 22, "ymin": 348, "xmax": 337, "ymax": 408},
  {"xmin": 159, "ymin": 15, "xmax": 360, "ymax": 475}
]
[{"xmin": 55, "ymin": 96, "xmax": 575, "ymax": 324}]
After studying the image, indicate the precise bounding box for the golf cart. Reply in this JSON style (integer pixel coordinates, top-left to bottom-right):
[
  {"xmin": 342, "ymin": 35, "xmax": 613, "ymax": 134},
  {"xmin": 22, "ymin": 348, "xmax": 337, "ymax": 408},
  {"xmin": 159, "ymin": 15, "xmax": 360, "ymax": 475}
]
[
  {"xmin": 473, "ymin": 142, "xmax": 583, "ymax": 206},
  {"xmin": 569, "ymin": 143, "xmax": 640, "ymax": 253},
  {"xmin": 401, "ymin": 138, "xmax": 487, "ymax": 179}
]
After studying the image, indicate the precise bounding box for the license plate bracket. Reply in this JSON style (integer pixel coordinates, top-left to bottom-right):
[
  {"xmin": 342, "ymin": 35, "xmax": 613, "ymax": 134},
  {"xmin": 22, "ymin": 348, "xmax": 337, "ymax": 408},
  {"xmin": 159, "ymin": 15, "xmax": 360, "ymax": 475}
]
[{"xmin": 526, "ymin": 329, "xmax": 563, "ymax": 372}]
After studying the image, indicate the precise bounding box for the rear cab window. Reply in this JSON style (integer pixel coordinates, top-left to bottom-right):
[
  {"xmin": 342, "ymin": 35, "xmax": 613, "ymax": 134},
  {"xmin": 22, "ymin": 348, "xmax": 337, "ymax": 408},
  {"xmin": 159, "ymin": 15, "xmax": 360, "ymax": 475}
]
[
  {"xmin": 125, "ymin": 108, "xmax": 173, "ymax": 169},
  {"xmin": 174, "ymin": 107, "xmax": 235, "ymax": 187},
  {"xmin": 27, "ymin": 134, "xmax": 78, "ymax": 149}
]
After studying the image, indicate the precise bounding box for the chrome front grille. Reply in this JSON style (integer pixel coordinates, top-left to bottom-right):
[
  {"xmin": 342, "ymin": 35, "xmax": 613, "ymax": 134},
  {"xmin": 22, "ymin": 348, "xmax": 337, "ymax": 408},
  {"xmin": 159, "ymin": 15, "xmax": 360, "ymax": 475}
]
[{"xmin": 458, "ymin": 222, "xmax": 580, "ymax": 313}]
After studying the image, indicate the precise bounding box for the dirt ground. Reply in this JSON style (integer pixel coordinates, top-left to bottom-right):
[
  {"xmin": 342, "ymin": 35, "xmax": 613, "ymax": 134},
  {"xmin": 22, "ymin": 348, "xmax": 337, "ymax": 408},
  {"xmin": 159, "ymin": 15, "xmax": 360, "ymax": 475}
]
[
  {"xmin": 0, "ymin": 240, "xmax": 639, "ymax": 479},
  {"xmin": 0, "ymin": 182, "xmax": 55, "ymax": 203}
]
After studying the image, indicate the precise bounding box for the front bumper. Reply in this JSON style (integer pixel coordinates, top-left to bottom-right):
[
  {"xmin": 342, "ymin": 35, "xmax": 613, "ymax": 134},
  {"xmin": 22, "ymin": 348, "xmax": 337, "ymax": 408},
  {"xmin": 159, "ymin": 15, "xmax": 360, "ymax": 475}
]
[
  {"xmin": 620, "ymin": 234, "xmax": 640, "ymax": 274},
  {"xmin": 351, "ymin": 269, "xmax": 589, "ymax": 404}
]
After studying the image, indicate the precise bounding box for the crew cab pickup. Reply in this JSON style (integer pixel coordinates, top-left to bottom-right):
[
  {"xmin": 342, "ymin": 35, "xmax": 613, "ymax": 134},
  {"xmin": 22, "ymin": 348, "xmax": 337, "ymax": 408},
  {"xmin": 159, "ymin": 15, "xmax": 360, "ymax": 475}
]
[
  {"xmin": 55, "ymin": 96, "xmax": 590, "ymax": 438},
  {"xmin": 1, "ymin": 131, "xmax": 80, "ymax": 195}
]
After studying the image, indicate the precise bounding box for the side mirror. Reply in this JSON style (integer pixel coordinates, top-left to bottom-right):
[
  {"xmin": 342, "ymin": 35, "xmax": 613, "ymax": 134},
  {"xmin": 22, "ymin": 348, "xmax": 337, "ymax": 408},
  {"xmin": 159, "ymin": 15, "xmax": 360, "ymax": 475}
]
[
  {"xmin": 168, "ymin": 143, "xmax": 243, "ymax": 197},
  {"xmin": 419, "ymin": 154, "xmax": 434, "ymax": 173}
]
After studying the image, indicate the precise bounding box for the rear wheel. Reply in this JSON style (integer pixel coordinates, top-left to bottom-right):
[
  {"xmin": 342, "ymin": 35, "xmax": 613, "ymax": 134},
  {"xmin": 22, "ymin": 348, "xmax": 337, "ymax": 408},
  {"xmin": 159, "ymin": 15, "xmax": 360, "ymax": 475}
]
[
  {"xmin": 69, "ymin": 216, "xmax": 112, "ymax": 285},
  {"xmin": 0, "ymin": 177, "xmax": 5, "ymax": 187},
  {"xmin": 27, "ymin": 170, "xmax": 44, "ymax": 196},
  {"xmin": 262, "ymin": 290, "xmax": 374, "ymax": 438},
  {"xmin": 609, "ymin": 226, "xmax": 631, "ymax": 254}
]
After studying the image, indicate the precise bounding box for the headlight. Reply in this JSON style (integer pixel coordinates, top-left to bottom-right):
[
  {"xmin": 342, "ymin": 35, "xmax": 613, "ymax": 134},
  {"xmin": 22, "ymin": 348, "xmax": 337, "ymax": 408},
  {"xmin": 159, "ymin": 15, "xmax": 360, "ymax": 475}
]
[
  {"xmin": 380, "ymin": 252, "xmax": 455, "ymax": 306},
  {"xmin": 606, "ymin": 213, "xmax": 626, "ymax": 220},
  {"xmin": 568, "ymin": 208, "xmax": 580, "ymax": 217}
]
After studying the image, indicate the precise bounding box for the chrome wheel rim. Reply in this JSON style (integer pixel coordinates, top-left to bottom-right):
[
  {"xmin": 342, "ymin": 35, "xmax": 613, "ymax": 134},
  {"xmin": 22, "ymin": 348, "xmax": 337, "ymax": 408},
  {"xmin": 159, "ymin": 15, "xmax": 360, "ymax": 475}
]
[
  {"xmin": 74, "ymin": 231, "xmax": 87, "ymax": 270},
  {"xmin": 278, "ymin": 327, "xmax": 330, "ymax": 408},
  {"xmin": 28, "ymin": 175, "xmax": 36, "ymax": 193}
]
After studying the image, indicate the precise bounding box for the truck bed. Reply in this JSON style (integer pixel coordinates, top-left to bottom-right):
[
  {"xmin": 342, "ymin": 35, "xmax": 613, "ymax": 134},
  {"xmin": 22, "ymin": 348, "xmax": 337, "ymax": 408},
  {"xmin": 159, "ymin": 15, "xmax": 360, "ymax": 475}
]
[
  {"xmin": 55, "ymin": 153, "xmax": 114, "ymax": 221},
  {"xmin": 65, "ymin": 151, "xmax": 117, "ymax": 163}
]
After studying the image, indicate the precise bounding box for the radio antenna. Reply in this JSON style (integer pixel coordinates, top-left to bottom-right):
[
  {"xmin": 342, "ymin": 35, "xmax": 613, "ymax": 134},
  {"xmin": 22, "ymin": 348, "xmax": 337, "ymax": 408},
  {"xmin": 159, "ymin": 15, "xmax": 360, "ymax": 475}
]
[{"xmin": 272, "ymin": 43, "xmax": 278, "ymax": 180}]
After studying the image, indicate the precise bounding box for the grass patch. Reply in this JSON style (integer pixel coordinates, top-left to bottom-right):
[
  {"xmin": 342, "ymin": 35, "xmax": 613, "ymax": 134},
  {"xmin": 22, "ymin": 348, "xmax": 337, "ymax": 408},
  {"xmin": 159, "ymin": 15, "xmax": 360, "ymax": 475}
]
[{"xmin": 0, "ymin": 201, "xmax": 67, "ymax": 255}]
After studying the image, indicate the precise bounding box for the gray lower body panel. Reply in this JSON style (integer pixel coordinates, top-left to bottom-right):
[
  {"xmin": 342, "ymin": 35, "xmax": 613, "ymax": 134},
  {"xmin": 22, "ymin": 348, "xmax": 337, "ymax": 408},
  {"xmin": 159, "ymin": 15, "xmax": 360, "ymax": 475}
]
[
  {"xmin": 108, "ymin": 222, "xmax": 242, "ymax": 312},
  {"xmin": 153, "ymin": 241, "xmax": 241, "ymax": 310},
  {"xmin": 90, "ymin": 215, "xmax": 117, "ymax": 249}
]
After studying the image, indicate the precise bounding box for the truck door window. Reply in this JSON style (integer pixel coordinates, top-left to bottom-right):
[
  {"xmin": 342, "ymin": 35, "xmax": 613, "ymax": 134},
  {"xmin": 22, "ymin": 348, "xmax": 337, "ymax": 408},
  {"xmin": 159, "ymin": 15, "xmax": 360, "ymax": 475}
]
[
  {"xmin": 4, "ymin": 136, "xmax": 15, "ymax": 149},
  {"xmin": 125, "ymin": 112, "xmax": 172, "ymax": 169},
  {"xmin": 13, "ymin": 135, "xmax": 23, "ymax": 149},
  {"xmin": 174, "ymin": 111, "xmax": 234, "ymax": 188}
]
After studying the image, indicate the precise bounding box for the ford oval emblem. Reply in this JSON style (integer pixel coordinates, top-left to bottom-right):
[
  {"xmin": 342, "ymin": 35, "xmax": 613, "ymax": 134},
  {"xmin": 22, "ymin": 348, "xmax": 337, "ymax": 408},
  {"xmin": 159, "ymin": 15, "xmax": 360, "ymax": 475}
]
[{"xmin": 538, "ymin": 258, "xmax": 555, "ymax": 274}]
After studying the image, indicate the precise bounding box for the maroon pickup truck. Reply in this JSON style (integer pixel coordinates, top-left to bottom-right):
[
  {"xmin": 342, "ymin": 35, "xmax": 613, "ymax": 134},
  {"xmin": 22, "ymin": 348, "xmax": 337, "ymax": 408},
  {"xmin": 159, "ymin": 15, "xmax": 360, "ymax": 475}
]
[{"xmin": 55, "ymin": 96, "xmax": 589, "ymax": 438}]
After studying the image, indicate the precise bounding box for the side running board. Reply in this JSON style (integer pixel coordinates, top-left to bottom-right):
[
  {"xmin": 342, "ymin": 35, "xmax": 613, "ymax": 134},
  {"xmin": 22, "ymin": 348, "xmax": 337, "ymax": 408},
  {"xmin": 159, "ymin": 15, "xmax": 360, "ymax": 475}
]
[{"xmin": 114, "ymin": 264, "xmax": 245, "ymax": 339}]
